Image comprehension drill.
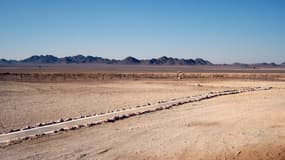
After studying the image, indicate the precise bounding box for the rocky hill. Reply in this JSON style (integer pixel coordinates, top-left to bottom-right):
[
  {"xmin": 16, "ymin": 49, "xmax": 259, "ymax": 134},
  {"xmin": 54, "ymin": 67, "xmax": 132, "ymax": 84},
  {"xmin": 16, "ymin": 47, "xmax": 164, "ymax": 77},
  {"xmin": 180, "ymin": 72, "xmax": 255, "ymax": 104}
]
[
  {"xmin": 21, "ymin": 55, "xmax": 59, "ymax": 63},
  {"xmin": 0, "ymin": 55, "xmax": 213, "ymax": 65},
  {"xmin": 0, "ymin": 55, "xmax": 283, "ymax": 67}
]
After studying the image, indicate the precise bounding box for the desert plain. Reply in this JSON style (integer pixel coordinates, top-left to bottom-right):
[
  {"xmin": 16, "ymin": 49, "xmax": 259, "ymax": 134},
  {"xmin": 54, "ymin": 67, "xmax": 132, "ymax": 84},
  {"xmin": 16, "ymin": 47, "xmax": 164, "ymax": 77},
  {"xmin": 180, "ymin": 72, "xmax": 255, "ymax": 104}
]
[{"xmin": 0, "ymin": 65, "xmax": 285, "ymax": 160}]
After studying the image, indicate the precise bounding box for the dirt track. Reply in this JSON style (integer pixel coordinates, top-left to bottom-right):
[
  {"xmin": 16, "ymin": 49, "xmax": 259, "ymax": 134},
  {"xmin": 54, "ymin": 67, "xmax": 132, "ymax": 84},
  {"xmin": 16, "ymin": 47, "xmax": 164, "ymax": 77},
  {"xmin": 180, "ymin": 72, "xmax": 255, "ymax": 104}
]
[
  {"xmin": 0, "ymin": 87, "xmax": 269, "ymax": 147},
  {"xmin": 0, "ymin": 80, "xmax": 214, "ymax": 133}
]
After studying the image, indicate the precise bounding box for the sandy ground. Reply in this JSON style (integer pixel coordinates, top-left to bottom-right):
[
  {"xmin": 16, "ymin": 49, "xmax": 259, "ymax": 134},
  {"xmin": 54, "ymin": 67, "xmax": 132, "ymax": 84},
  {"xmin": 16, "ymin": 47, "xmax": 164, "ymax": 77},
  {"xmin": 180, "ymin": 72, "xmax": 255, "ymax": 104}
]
[
  {"xmin": 0, "ymin": 79, "xmax": 285, "ymax": 159},
  {"xmin": 0, "ymin": 80, "xmax": 220, "ymax": 133}
]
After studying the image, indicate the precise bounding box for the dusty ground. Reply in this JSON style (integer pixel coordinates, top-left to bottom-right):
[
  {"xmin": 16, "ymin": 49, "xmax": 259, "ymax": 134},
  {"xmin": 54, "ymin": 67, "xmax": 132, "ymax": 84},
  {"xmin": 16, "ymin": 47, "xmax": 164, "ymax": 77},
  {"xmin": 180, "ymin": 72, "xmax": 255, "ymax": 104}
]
[
  {"xmin": 0, "ymin": 80, "xmax": 220, "ymax": 133},
  {"xmin": 0, "ymin": 78, "xmax": 285, "ymax": 160}
]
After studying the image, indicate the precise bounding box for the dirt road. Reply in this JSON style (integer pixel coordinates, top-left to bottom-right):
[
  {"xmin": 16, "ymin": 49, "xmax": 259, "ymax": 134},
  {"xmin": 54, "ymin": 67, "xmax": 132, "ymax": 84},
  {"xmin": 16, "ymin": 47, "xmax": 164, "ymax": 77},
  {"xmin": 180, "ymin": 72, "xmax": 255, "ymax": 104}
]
[
  {"xmin": 0, "ymin": 87, "xmax": 269, "ymax": 147},
  {"xmin": 0, "ymin": 80, "xmax": 214, "ymax": 133}
]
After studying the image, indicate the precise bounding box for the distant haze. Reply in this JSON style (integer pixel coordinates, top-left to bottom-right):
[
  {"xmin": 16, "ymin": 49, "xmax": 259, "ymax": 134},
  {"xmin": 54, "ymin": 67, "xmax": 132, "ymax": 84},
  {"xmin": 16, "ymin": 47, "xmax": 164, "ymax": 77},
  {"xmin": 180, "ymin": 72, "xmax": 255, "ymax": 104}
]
[{"xmin": 0, "ymin": 0, "xmax": 284, "ymax": 64}]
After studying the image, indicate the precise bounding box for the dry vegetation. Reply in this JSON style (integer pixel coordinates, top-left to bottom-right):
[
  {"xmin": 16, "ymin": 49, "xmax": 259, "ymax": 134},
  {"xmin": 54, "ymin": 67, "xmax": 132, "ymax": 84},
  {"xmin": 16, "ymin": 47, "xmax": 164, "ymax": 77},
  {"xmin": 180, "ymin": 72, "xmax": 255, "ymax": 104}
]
[{"xmin": 1, "ymin": 72, "xmax": 285, "ymax": 82}]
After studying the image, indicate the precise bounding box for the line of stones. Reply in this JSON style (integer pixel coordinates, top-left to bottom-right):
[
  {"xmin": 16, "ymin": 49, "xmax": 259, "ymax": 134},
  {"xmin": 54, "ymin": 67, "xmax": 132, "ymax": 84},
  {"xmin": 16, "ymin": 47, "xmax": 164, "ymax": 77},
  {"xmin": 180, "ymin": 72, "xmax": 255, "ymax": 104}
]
[
  {"xmin": 3, "ymin": 101, "xmax": 169, "ymax": 134},
  {"xmin": 0, "ymin": 87, "xmax": 271, "ymax": 147}
]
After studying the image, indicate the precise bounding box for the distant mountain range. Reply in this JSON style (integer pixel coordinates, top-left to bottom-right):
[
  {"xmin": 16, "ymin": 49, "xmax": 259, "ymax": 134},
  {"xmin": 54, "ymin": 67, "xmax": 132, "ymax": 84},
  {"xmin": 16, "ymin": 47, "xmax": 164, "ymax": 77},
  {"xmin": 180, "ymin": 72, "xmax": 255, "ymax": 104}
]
[
  {"xmin": 0, "ymin": 55, "xmax": 284, "ymax": 67},
  {"xmin": 0, "ymin": 55, "xmax": 212, "ymax": 65}
]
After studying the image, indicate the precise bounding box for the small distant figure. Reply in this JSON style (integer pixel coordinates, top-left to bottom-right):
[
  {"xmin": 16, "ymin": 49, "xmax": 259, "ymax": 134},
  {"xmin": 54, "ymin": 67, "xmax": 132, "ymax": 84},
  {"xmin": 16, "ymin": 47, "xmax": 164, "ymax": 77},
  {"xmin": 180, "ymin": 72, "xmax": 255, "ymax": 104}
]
[{"xmin": 177, "ymin": 71, "xmax": 184, "ymax": 80}]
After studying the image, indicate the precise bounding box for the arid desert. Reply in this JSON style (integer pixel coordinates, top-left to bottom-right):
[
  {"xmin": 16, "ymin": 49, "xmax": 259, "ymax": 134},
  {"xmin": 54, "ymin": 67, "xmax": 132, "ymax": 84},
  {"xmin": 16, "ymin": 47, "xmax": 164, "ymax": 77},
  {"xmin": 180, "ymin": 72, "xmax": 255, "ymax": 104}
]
[
  {"xmin": 1, "ymin": 0, "xmax": 285, "ymax": 159},
  {"xmin": 0, "ymin": 66, "xmax": 285, "ymax": 160}
]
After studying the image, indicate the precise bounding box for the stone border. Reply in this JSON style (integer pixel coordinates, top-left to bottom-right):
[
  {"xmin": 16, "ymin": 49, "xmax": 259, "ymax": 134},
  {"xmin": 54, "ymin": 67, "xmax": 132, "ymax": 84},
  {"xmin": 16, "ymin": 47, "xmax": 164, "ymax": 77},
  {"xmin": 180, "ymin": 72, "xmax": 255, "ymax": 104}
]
[{"xmin": 0, "ymin": 87, "xmax": 272, "ymax": 147}]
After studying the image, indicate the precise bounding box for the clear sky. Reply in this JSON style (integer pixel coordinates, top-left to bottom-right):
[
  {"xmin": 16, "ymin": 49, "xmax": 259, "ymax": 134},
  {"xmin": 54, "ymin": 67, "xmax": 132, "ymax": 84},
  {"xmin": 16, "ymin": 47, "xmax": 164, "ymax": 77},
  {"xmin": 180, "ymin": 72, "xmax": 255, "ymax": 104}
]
[{"xmin": 0, "ymin": 0, "xmax": 284, "ymax": 63}]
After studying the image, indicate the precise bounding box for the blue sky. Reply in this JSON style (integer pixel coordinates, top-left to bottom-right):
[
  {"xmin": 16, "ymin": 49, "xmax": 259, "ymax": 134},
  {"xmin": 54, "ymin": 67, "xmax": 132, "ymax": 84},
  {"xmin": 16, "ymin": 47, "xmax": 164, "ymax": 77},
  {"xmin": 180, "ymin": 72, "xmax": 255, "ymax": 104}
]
[{"xmin": 0, "ymin": 0, "xmax": 284, "ymax": 63}]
